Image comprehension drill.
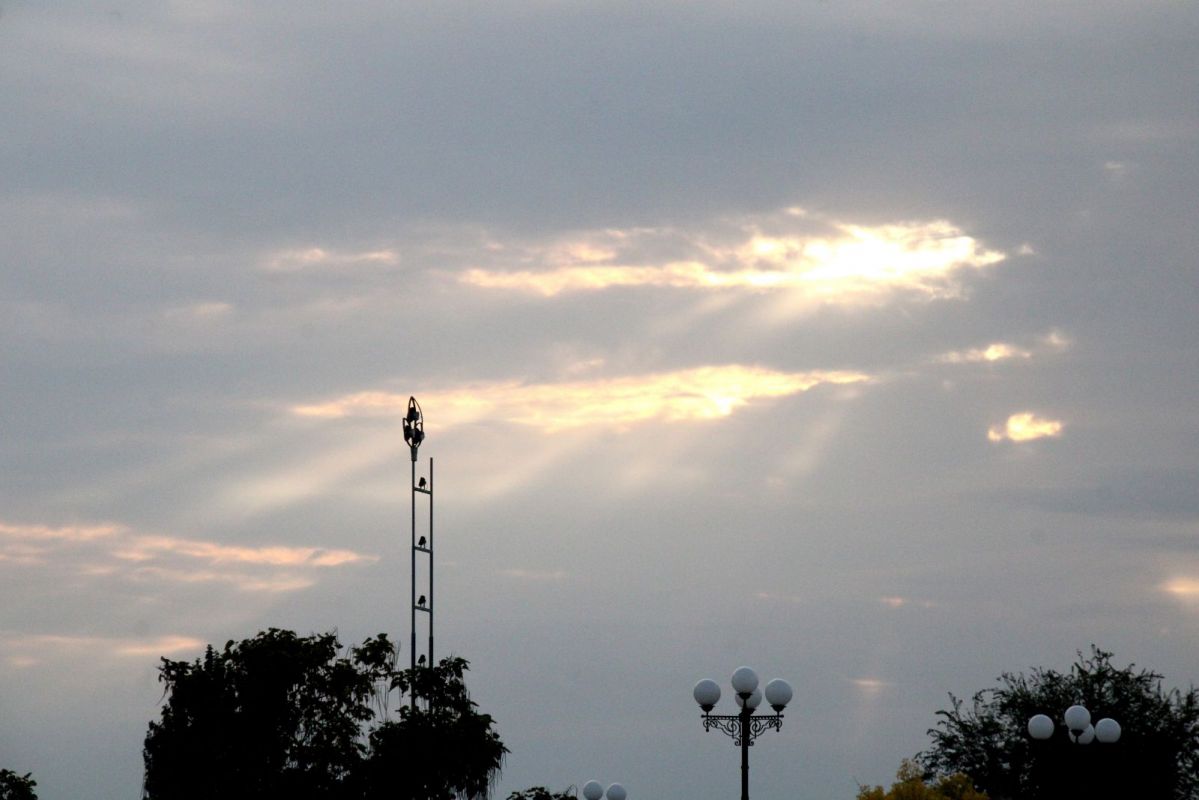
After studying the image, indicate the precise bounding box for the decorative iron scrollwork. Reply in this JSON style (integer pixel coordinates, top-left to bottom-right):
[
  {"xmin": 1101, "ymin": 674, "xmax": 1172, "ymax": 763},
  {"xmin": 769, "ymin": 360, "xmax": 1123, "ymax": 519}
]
[{"xmin": 701, "ymin": 713, "xmax": 783, "ymax": 747}]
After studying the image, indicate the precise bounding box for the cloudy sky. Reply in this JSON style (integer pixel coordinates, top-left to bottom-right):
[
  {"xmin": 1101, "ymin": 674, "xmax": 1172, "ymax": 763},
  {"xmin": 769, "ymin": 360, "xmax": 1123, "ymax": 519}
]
[{"xmin": 2, "ymin": 2, "xmax": 1198, "ymax": 798}]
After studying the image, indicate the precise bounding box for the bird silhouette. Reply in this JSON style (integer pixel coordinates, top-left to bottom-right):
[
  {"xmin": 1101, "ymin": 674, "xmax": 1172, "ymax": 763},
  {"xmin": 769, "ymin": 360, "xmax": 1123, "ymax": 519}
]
[
  {"xmin": 418, "ymin": 536, "xmax": 427, "ymax": 548},
  {"xmin": 418, "ymin": 477, "xmax": 427, "ymax": 489},
  {"xmin": 417, "ymin": 595, "xmax": 426, "ymax": 607},
  {"xmin": 417, "ymin": 654, "xmax": 426, "ymax": 666}
]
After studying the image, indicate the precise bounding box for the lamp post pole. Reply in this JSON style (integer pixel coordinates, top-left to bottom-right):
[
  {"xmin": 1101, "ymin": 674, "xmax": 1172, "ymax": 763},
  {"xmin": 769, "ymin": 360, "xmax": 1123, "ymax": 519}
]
[
  {"xmin": 738, "ymin": 702, "xmax": 750, "ymax": 800},
  {"xmin": 693, "ymin": 667, "xmax": 792, "ymax": 800}
]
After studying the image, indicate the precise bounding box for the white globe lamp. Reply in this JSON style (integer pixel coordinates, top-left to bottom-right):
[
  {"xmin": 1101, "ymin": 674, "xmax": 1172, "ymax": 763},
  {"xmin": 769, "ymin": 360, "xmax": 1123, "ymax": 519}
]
[
  {"xmin": 1063, "ymin": 704, "xmax": 1091, "ymax": 734},
  {"xmin": 764, "ymin": 679, "xmax": 793, "ymax": 712},
  {"xmin": 731, "ymin": 666, "xmax": 759, "ymax": 696},
  {"xmin": 1027, "ymin": 714, "xmax": 1054, "ymax": 740},
  {"xmin": 582, "ymin": 782, "xmax": 604, "ymax": 800},
  {"xmin": 735, "ymin": 687, "xmax": 763, "ymax": 710},
  {"xmin": 606, "ymin": 783, "xmax": 627, "ymax": 800},
  {"xmin": 693, "ymin": 679, "xmax": 721, "ymax": 712},
  {"xmin": 1095, "ymin": 717, "xmax": 1122, "ymax": 744}
]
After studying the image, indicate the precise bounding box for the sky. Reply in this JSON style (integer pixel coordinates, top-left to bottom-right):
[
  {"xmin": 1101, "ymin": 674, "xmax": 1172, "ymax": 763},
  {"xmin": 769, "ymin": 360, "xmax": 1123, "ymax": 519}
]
[{"xmin": 1, "ymin": 1, "xmax": 1198, "ymax": 798}]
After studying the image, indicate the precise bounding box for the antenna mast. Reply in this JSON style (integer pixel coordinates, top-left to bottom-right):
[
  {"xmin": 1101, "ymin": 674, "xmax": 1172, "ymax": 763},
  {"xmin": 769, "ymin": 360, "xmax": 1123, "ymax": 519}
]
[{"xmin": 403, "ymin": 397, "xmax": 433, "ymax": 676}]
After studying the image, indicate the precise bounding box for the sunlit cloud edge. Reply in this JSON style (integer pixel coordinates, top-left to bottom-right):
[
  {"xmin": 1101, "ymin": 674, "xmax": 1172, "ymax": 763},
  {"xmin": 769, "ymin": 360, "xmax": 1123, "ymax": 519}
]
[
  {"xmin": 458, "ymin": 215, "xmax": 1005, "ymax": 306},
  {"xmin": 987, "ymin": 412, "xmax": 1065, "ymax": 443},
  {"xmin": 0, "ymin": 519, "xmax": 377, "ymax": 595},
  {"xmin": 290, "ymin": 364, "xmax": 873, "ymax": 432}
]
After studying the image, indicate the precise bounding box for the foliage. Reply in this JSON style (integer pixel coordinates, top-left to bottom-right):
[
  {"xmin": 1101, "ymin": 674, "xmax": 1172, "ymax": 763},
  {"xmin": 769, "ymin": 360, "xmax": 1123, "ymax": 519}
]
[
  {"xmin": 363, "ymin": 656, "xmax": 508, "ymax": 800},
  {"xmin": 143, "ymin": 629, "xmax": 506, "ymax": 800},
  {"xmin": 143, "ymin": 629, "xmax": 391, "ymax": 799},
  {"xmin": 857, "ymin": 759, "xmax": 986, "ymax": 800},
  {"xmin": 921, "ymin": 646, "xmax": 1199, "ymax": 800},
  {"xmin": 0, "ymin": 771, "xmax": 37, "ymax": 800},
  {"xmin": 506, "ymin": 787, "xmax": 577, "ymax": 800}
]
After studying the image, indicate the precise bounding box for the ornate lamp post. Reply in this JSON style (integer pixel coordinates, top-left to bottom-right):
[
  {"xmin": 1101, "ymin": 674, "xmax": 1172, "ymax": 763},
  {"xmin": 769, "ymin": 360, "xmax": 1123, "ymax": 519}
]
[
  {"xmin": 1028, "ymin": 705, "xmax": 1122, "ymax": 745},
  {"xmin": 693, "ymin": 666, "xmax": 792, "ymax": 800},
  {"xmin": 1026, "ymin": 704, "xmax": 1122, "ymax": 798},
  {"xmin": 581, "ymin": 781, "xmax": 626, "ymax": 800}
]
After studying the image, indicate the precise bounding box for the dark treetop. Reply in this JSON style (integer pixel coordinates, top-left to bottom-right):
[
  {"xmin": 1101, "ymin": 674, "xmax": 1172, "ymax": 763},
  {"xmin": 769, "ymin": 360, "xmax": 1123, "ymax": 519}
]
[
  {"xmin": 921, "ymin": 647, "xmax": 1199, "ymax": 800},
  {"xmin": 142, "ymin": 628, "xmax": 506, "ymax": 800}
]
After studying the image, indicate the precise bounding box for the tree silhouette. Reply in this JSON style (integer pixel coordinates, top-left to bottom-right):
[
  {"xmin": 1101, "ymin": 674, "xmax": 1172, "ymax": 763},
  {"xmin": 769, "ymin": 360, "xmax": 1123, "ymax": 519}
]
[
  {"xmin": 921, "ymin": 647, "xmax": 1199, "ymax": 800},
  {"xmin": 363, "ymin": 656, "xmax": 507, "ymax": 800},
  {"xmin": 506, "ymin": 788, "xmax": 577, "ymax": 800},
  {"xmin": 0, "ymin": 771, "xmax": 37, "ymax": 800},
  {"xmin": 143, "ymin": 629, "xmax": 506, "ymax": 800}
]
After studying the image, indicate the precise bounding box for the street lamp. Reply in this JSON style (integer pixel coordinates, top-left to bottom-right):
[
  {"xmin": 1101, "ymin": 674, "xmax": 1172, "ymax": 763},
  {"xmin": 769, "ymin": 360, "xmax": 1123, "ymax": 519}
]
[
  {"xmin": 1026, "ymin": 704, "xmax": 1123, "ymax": 798},
  {"xmin": 1028, "ymin": 705, "xmax": 1122, "ymax": 744},
  {"xmin": 581, "ymin": 781, "xmax": 626, "ymax": 800},
  {"xmin": 693, "ymin": 666, "xmax": 792, "ymax": 800}
]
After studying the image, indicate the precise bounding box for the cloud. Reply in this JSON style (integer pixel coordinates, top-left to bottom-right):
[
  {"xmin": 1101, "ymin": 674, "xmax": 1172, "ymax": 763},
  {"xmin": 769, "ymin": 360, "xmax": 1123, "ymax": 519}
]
[
  {"xmin": 1042, "ymin": 330, "xmax": 1071, "ymax": 350},
  {"xmin": 0, "ymin": 521, "xmax": 122, "ymax": 542},
  {"xmin": 1162, "ymin": 578, "xmax": 1199, "ymax": 601},
  {"xmin": 0, "ymin": 518, "xmax": 375, "ymax": 594},
  {"xmin": 937, "ymin": 331, "xmax": 1070, "ymax": 365},
  {"xmin": 263, "ymin": 247, "xmax": 400, "ymax": 272},
  {"xmin": 111, "ymin": 534, "xmax": 368, "ymax": 568},
  {"xmin": 126, "ymin": 566, "xmax": 316, "ymax": 593},
  {"xmin": 291, "ymin": 365, "xmax": 872, "ymax": 432},
  {"xmin": 935, "ymin": 345, "xmax": 1031, "ymax": 367},
  {"xmin": 987, "ymin": 413, "xmax": 1064, "ymax": 443},
  {"xmin": 0, "ymin": 633, "xmax": 206, "ymax": 664},
  {"xmin": 459, "ymin": 211, "xmax": 1004, "ymax": 306},
  {"xmin": 938, "ymin": 342, "xmax": 1032, "ymax": 364},
  {"xmin": 112, "ymin": 634, "xmax": 208, "ymax": 657}
]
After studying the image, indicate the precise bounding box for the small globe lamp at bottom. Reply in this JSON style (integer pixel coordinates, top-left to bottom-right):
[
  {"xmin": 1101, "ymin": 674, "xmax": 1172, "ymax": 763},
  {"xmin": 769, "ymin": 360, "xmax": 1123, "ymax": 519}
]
[{"xmin": 582, "ymin": 780, "xmax": 626, "ymax": 800}]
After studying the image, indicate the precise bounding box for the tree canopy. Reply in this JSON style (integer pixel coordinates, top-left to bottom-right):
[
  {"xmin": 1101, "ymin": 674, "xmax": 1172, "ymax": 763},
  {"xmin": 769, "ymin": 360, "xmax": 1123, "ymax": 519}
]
[
  {"xmin": 0, "ymin": 771, "xmax": 37, "ymax": 800},
  {"xmin": 857, "ymin": 759, "xmax": 986, "ymax": 800},
  {"xmin": 921, "ymin": 647, "xmax": 1199, "ymax": 800},
  {"xmin": 142, "ymin": 628, "xmax": 506, "ymax": 800},
  {"xmin": 505, "ymin": 788, "xmax": 578, "ymax": 800},
  {"xmin": 364, "ymin": 656, "xmax": 507, "ymax": 800}
]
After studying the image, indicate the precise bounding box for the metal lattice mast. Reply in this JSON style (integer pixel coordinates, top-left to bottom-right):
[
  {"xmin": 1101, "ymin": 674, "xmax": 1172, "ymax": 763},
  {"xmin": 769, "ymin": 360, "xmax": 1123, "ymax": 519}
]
[{"xmin": 402, "ymin": 397, "xmax": 433, "ymax": 675}]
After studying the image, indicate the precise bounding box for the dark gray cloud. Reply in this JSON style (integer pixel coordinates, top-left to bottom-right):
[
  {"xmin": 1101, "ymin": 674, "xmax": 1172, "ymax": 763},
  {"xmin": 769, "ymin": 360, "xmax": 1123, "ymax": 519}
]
[{"xmin": 997, "ymin": 468, "xmax": 1199, "ymax": 525}]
